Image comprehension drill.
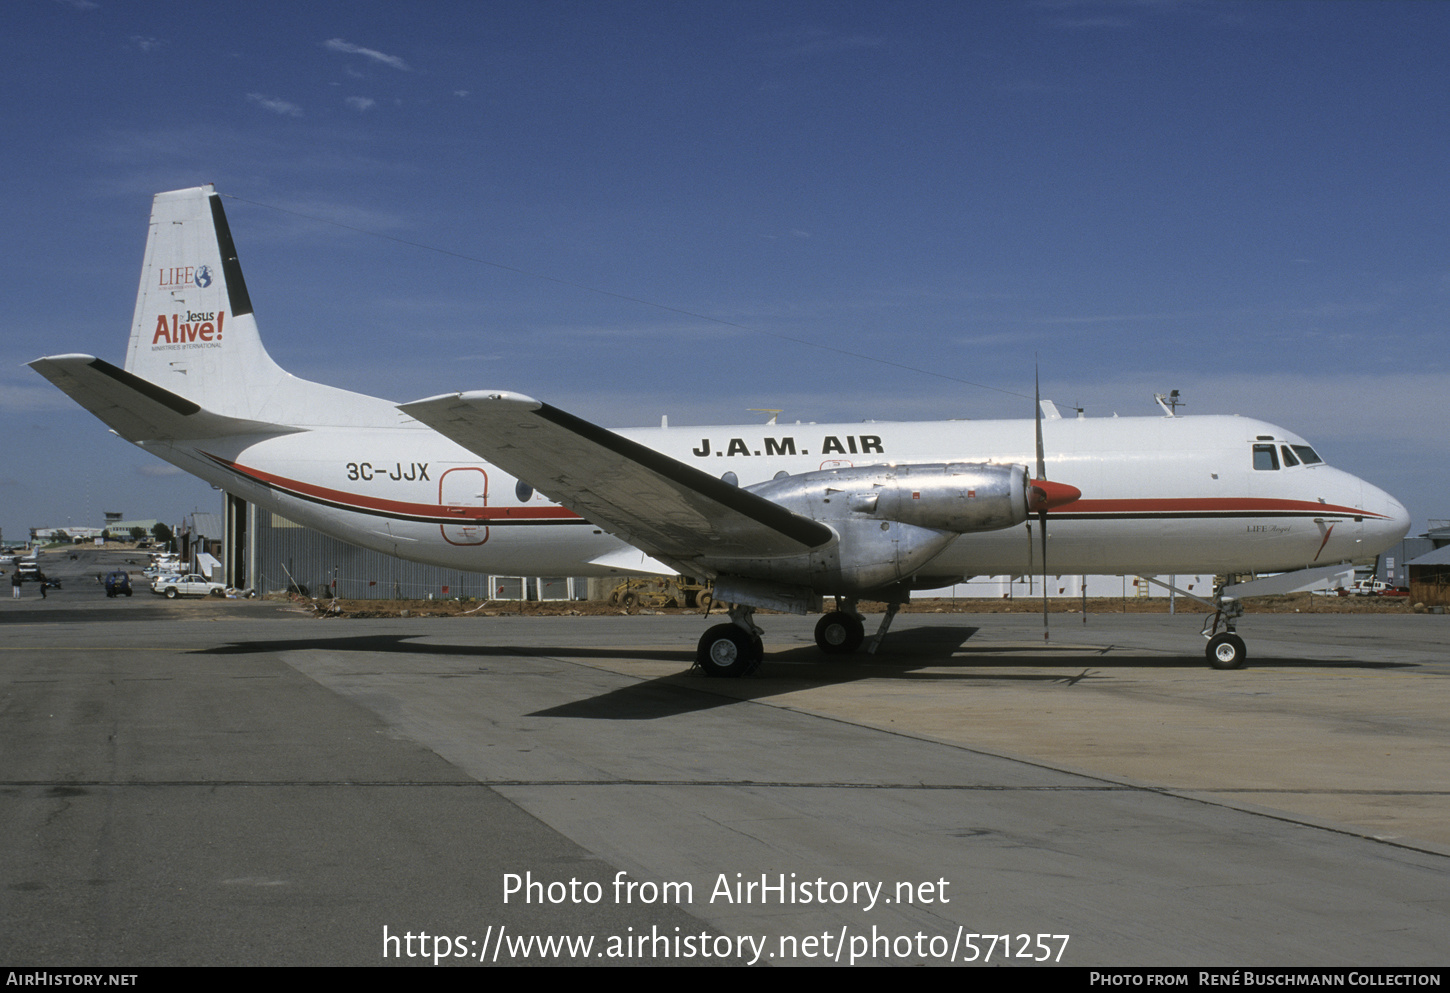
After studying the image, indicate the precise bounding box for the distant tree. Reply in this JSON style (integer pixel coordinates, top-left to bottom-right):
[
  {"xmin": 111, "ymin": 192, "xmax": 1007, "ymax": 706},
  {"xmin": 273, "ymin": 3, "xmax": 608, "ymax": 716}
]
[
  {"xmin": 129, "ymin": 527, "xmax": 147, "ymax": 541},
  {"xmin": 51, "ymin": 530, "xmax": 70, "ymax": 544},
  {"xmin": 152, "ymin": 522, "xmax": 174, "ymax": 547}
]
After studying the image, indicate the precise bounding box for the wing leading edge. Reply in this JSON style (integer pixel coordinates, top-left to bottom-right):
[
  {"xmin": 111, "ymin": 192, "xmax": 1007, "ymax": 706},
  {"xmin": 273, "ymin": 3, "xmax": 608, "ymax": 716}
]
[{"xmin": 399, "ymin": 391, "xmax": 834, "ymax": 568}]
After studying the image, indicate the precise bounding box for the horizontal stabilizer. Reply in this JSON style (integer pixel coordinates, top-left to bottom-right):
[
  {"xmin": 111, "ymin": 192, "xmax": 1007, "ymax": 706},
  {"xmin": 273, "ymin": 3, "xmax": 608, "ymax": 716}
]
[
  {"xmin": 29, "ymin": 354, "xmax": 300, "ymax": 442},
  {"xmin": 399, "ymin": 391, "xmax": 834, "ymax": 564}
]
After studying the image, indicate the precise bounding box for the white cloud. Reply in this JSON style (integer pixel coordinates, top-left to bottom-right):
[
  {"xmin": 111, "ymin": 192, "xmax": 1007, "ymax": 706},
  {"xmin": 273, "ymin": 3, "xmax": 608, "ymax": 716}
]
[
  {"xmin": 247, "ymin": 93, "xmax": 303, "ymax": 117},
  {"xmin": 345, "ymin": 96, "xmax": 375, "ymax": 112},
  {"xmin": 129, "ymin": 35, "xmax": 162, "ymax": 53},
  {"xmin": 324, "ymin": 38, "xmax": 410, "ymax": 71}
]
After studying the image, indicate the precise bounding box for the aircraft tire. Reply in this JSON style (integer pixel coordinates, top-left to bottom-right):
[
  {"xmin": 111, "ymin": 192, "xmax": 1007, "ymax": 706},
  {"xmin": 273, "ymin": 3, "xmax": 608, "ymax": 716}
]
[
  {"xmin": 815, "ymin": 612, "xmax": 865, "ymax": 654},
  {"xmin": 1206, "ymin": 633, "xmax": 1247, "ymax": 670},
  {"xmin": 696, "ymin": 623, "xmax": 761, "ymax": 677}
]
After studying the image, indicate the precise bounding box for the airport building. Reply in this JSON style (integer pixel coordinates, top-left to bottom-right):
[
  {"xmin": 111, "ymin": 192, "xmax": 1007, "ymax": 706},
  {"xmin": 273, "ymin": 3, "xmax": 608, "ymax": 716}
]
[{"xmin": 224, "ymin": 496, "xmax": 582, "ymax": 601}]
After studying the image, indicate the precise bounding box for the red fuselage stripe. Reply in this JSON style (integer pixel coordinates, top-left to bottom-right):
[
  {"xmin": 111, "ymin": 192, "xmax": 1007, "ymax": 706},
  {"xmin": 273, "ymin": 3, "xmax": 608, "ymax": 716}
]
[{"xmin": 201, "ymin": 453, "xmax": 581, "ymax": 523}]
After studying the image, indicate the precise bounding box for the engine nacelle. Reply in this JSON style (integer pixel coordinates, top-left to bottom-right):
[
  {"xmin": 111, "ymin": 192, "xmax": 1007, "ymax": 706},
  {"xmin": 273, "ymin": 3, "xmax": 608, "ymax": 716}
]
[
  {"xmin": 746, "ymin": 462, "xmax": 1032, "ymax": 534},
  {"xmin": 695, "ymin": 463, "xmax": 1034, "ymax": 598}
]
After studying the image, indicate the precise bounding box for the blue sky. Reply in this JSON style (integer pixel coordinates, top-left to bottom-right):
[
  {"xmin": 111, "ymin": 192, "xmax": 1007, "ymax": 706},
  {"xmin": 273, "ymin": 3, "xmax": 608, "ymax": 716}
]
[{"xmin": 3, "ymin": 0, "xmax": 1447, "ymax": 543}]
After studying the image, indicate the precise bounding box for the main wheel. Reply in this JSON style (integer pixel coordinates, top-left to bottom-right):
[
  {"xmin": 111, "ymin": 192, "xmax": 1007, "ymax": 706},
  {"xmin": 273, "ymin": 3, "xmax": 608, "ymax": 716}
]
[
  {"xmin": 696, "ymin": 623, "xmax": 762, "ymax": 677},
  {"xmin": 1206, "ymin": 633, "xmax": 1247, "ymax": 669},
  {"xmin": 815, "ymin": 611, "xmax": 865, "ymax": 654}
]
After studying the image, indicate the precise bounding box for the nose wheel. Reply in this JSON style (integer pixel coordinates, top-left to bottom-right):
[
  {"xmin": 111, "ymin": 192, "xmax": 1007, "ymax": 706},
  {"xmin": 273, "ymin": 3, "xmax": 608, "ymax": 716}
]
[
  {"xmin": 1206, "ymin": 632, "xmax": 1247, "ymax": 670},
  {"xmin": 1136, "ymin": 574, "xmax": 1251, "ymax": 669}
]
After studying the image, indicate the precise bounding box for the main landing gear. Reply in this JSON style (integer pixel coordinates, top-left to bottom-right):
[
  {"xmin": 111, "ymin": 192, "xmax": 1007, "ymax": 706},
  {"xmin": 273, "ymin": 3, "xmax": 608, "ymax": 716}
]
[
  {"xmin": 695, "ymin": 603, "xmax": 764, "ymax": 677},
  {"xmin": 694, "ymin": 598, "xmax": 908, "ymax": 677},
  {"xmin": 815, "ymin": 610, "xmax": 864, "ymax": 654},
  {"xmin": 813, "ymin": 598, "xmax": 903, "ymax": 656}
]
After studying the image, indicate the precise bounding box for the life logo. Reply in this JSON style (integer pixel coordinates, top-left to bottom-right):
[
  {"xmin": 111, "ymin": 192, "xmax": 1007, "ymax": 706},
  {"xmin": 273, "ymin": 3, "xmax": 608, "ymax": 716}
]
[{"xmin": 157, "ymin": 264, "xmax": 214, "ymax": 289}]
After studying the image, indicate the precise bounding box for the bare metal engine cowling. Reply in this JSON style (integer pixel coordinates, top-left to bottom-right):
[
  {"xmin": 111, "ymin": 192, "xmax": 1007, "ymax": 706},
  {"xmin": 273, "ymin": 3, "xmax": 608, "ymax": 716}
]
[
  {"xmin": 700, "ymin": 463, "xmax": 1033, "ymax": 596},
  {"xmin": 752, "ymin": 462, "xmax": 1033, "ymax": 533}
]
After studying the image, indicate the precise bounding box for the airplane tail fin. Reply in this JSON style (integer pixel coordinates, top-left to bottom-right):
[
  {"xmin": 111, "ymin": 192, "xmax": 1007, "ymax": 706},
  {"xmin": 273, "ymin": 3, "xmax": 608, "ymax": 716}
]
[
  {"xmin": 122, "ymin": 186, "xmax": 296, "ymax": 421},
  {"xmin": 118, "ymin": 186, "xmax": 385, "ymax": 426}
]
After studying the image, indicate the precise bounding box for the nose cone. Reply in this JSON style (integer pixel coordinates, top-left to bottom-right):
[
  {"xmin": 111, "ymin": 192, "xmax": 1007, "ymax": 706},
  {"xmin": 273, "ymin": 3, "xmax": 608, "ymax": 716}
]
[{"xmin": 1364, "ymin": 487, "xmax": 1411, "ymax": 552}]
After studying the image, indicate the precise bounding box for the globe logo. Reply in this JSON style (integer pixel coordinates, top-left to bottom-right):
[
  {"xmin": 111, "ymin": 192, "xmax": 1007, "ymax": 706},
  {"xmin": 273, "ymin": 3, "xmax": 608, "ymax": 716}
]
[{"xmin": 194, "ymin": 265, "xmax": 213, "ymax": 288}]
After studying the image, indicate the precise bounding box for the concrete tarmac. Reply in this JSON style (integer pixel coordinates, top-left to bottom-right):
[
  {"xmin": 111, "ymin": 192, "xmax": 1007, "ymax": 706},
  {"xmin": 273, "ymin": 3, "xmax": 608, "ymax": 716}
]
[{"xmin": 3, "ymin": 558, "xmax": 1447, "ymax": 966}]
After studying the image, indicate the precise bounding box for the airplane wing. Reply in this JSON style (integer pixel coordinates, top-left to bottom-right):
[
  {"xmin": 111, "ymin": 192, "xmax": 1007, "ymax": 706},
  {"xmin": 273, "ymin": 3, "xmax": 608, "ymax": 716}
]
[
  {"xmin": 398, "ymin": 391, "xmax": 834, "ymax": 568},
  {"xmin": 30, "ymin": 355, "xmax": 299, "ymax": 442}
]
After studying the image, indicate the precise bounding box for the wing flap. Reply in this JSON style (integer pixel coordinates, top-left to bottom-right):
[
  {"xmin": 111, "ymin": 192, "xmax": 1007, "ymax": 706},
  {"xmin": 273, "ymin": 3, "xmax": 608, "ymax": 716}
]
[
  {"xmin": 399, "ymin": 391, "xmax": 833, "ymax": 562},
  {"xmin": 30, "ymin": 354, "xmax": 300, "ymax": 442}
]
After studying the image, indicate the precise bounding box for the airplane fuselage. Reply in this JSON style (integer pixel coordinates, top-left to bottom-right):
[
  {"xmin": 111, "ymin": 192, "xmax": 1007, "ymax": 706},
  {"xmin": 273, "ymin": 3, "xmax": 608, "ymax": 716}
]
[{"xmin": 155, "ymin": 408, "xmax": 1403, "ymax": 585}]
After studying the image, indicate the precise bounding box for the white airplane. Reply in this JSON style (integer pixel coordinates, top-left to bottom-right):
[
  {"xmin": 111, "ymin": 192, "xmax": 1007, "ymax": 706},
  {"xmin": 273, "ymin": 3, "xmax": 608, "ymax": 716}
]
[{"xmin": 32, "ymin": 186, "xmax": 1410, "ymax": 673}]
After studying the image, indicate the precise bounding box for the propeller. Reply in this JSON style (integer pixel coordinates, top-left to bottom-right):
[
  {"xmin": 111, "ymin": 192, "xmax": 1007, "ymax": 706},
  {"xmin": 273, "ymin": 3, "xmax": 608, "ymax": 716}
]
[{"xmin": 1028, "ymin": 366, "xmax": 1082, "ymax": 642}]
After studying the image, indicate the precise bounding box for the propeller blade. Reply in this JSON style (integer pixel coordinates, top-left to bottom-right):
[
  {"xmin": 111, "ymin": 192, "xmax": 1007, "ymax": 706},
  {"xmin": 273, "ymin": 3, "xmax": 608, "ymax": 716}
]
[
  {"xmin": 1035, "ymin": 365, "xmax": 1049, "ymax": 641},
  {"xmin": 1040, "ymin": 508, "xmax": 1049, "ymax": 642},
  {"xmin": 1034, "ymin": 365, "xmax": 1046, "ymax": 482}
]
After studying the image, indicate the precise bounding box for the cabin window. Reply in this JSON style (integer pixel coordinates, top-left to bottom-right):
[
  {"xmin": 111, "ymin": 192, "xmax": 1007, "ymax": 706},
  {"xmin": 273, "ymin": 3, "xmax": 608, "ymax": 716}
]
[
  {"xmin": 1280, "ymin": 445, "xmax": 1301, "ymax": 467},
  {"xmin": 1253, "ymin": 444, "xmax": 1279, "ymax": 470},
  {"xmin": 1290, "ymin": 445, "xmax": 1323, "ymax": 465}
]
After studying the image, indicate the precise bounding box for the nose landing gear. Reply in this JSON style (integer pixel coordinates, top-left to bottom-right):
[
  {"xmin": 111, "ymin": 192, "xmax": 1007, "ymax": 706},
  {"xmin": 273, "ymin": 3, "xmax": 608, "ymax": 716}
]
[
  {"xmin": 1137, "ymin": 574, "xmax": 1249, "ymax": 669},
  {"xmin": 1202, "ymin": 595, "xmax": 1247, "ymax": 670}
]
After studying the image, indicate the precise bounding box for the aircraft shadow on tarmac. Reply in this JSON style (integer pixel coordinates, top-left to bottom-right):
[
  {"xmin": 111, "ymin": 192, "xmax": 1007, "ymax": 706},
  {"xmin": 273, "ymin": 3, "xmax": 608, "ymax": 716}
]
[{"xmin": 184, "ymin": 628, "xmax": 1413, "ymax": 722}]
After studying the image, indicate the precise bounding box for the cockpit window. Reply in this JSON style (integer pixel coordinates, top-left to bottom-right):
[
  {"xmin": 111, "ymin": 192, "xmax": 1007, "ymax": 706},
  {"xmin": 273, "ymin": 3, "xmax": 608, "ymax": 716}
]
[
  {"xmin": 1280, "ymin": 445, "xmax": 1300, "ymax": 467},
  {"xmin": 1290, "ymin": 445, "xmax": 1323, "ymax": 465},
  {"xmin": 1253, "ymin": 444, "xmax": 1279, "ymax": 471}
]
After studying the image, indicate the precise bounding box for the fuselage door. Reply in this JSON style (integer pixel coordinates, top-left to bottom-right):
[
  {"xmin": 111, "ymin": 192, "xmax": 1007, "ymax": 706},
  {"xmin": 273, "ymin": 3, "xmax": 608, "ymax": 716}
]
[{"xmin": 439, "ymin": 466, "xmax": 488, "ymax": 545}]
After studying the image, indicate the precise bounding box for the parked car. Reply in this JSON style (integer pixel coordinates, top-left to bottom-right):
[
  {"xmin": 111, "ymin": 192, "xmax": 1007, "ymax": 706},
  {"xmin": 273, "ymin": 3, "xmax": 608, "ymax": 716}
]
[
  {"xmin": 152, "ymin": 574, "xmax": 225, "ymax": 598},
  {"xmin": 104, "ymin": 571, "xmax": 133, "ymax": 597}
]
